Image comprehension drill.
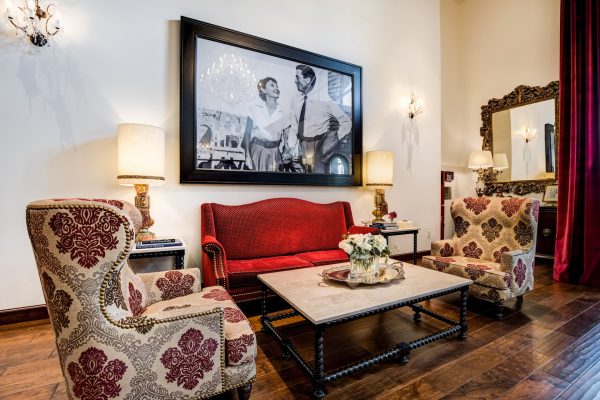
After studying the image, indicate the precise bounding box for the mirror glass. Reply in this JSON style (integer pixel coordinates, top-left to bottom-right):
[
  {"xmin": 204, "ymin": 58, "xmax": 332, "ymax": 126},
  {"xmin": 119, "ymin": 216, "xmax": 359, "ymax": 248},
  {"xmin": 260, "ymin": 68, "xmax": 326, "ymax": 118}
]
[{"xmin": 491, "ymin": 99, "xmax": 556, "ymax": 182}]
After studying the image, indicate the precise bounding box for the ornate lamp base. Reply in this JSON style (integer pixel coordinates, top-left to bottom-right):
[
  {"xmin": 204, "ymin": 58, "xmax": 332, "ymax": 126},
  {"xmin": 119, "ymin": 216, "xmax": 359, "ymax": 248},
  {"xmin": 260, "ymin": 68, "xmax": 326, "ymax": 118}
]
[
  {"xmin": 133, "ymin": 184, "xmax": 156, "ymax": 242},
  {"xmin": 371, "ymin": 188, "xmax": 389, "ymax": 223}
]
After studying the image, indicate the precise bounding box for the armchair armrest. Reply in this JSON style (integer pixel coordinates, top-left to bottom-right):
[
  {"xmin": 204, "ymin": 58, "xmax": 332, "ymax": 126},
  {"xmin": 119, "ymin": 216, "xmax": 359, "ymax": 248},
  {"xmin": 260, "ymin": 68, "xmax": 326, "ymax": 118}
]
[
  {"xmin": 499, "ymin": 248, "xmax": 536, "ymax": 295},
  {"xmin": 202, "ymin": 235, "xmax": 229, "ymax": 289},
  {"xmin": 348, "ymin": 225, "xmax": 380, "ymax": 235},
  {"xmin": 138, "ymin": 269, "xmax": 202, "ymax": 305},
  {"xmin": 431, "ymin": 239, "xmax": 457, "ymax": 257}
]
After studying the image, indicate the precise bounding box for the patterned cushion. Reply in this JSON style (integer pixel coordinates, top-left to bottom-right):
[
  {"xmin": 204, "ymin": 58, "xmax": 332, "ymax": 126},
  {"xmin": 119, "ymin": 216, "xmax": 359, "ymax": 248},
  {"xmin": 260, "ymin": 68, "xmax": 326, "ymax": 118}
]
[
  {"xmin": 422, "ymin": 255, "xmax": 510, "ymax": 289},
  {"xmin": 142, "ymin": 286, "xmax": 256, "ymax": 366},
  {"xmin": 296, "ymin": 249, "xmax": 349, "ymax": 266},
  {"xmin": 450, "ymin": 197, "xmax": 537, "ymax": 261},
  {"xmin": 228, "ymin": 255, "xmax": 313, "ymax": 288},
  {"xmin": 138, "ymin": 269, "xmax": 202, "ymax": 305}
]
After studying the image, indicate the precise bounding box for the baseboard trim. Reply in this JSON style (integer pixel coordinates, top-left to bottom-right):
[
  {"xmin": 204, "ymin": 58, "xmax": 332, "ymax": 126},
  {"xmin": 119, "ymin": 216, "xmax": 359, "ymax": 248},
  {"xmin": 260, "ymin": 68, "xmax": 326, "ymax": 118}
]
[
  {"xmin": 391, "ymin": 250, "xmax": 431, "ymax": 263},
  {"xmin": 0, "ymin": 305, "xmax": 48, "ymax": 326}
]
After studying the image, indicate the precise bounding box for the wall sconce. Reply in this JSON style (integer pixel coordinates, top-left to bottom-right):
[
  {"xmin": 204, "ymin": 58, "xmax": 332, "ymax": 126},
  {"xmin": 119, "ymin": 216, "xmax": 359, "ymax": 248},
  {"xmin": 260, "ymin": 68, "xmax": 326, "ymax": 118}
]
[
  {"xmin": 408, "ymin": 92, "xmax": 424, "ymax": 119},
  {"xmin": 6, "ymin": 0, "xmax": 61, "ymax": 47},
  {"xmin": 468, "ymin": 150, "xmax": 493, "ymax": 197},
  {"xmin": 366, "ymin": 150, "xmax": 394, "ymax": 223},
  {"xmin": 521, "ymin": 124, "xmax": 537, "ymax": 143}
]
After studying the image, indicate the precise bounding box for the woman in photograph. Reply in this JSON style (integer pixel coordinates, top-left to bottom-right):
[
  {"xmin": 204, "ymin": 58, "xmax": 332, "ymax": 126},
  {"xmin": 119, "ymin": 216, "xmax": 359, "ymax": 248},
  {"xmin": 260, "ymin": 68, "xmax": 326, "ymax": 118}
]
[{"xmin": 243, "ymin": 77, "xmax": 288, "ymax": 171}]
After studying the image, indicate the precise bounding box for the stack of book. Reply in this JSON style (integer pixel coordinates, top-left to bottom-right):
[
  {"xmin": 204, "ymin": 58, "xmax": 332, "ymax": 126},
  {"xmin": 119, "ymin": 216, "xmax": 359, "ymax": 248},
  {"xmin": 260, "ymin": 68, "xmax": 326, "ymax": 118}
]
[
  {"xmin": 136, "ymin": 238, "xmax": 183, "ymax": 249},
  {"xmin": 370, "ymin": 221, "xmax": 399, "ymax": 231}
]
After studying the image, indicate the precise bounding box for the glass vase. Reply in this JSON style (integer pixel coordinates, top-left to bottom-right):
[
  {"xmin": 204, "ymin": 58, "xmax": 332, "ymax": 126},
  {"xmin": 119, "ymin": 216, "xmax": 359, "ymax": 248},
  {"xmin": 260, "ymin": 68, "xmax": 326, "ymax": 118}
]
[{"xmin": 349, "ymin": 254, "xmax": 378, "ymax": 281}]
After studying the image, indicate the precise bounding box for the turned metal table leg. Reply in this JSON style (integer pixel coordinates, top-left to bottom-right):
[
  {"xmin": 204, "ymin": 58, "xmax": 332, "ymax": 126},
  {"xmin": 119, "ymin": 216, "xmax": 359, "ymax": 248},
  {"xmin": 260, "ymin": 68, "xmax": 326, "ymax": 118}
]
[
  {"xmin": 411, "ymin": 305, "xmax": 422, "ymax": 322},
  {"xmin": 413, "ymin": 232, "xmax": 418, "ymax": 265},
  {"xmin": 260, "ymin": 285, "xmax": 268, "ymax": 330},
  {"xmin": 459, "ymin": 287, "xmax": 468, "ymax": 340},
  {"xmin": 312, "ymin": 325, "xmax": 326, "ymax": 399}
]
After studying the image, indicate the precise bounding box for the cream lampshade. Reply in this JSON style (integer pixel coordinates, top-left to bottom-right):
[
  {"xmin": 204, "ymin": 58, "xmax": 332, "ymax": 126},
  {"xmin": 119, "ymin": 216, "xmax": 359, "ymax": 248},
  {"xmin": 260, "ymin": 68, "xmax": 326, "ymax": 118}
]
[
  {"xmin": 493, "ymin": 153, "xmax": 509, "ymax": 170},
  {"xmin": 117, "ymin": 123, "xmax": 166, "ymax": 242},
  {"xmin": 366, "ymin": 151, "xmax": 394, "ymax": 223},
  {"xmin": 468, "ymin": 150, "xmax": 493, "ymax": 197},
  {"xmin": 468, "ymin": 150, "xmax": 494, "ymax": 170}
]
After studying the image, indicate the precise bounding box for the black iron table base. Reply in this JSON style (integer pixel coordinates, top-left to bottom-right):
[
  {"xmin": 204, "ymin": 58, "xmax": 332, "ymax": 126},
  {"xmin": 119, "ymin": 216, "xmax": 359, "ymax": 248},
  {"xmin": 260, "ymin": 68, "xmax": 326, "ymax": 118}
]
[{"xmin": 260, "ymin": 285, "xmax": 469, "ymax": 399}]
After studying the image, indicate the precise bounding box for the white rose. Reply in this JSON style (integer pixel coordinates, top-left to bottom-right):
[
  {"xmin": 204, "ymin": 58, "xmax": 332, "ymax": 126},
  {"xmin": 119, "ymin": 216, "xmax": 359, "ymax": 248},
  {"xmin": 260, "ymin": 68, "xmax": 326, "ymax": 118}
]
[{"xmin": 339, "ymin": 242, "xmax": 354, "ymax": 255}]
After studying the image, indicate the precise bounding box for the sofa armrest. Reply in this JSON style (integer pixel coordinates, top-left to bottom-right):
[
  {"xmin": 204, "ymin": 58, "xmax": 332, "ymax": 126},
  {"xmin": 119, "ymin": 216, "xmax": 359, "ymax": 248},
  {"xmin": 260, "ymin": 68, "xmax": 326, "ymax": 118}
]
[
  {"xmin": 202, "ymin": 235, "xmax": 229, "ymax": 289},
  {"xmin": 348, "ymin": 225, "xmax": 380, "ymax": 235},
  {"xmin": 499, "ymin": 248, "xmax": 536, "ymax": 295},
  {"xmin": 137, "ymin": 269, "xmax": 202, "ymax": 305},
  {"xmin": 431, "ymin": 239, "xmax": 457, "ymax": 257}
]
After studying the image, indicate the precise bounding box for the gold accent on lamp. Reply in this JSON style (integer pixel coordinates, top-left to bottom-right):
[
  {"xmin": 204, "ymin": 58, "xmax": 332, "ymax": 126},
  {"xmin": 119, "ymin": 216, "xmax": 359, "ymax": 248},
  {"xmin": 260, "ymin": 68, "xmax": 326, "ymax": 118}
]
[
  {"xmin": 117, "ymin": 123, "xmax": 166, "ymax": 242},
  {"xmin": 468, "ymin": 150, "xmax": 493, "ymax": 197},
  {"xmin": 366, "ymin": 150, "xmax": 394, "ymax": 223}
]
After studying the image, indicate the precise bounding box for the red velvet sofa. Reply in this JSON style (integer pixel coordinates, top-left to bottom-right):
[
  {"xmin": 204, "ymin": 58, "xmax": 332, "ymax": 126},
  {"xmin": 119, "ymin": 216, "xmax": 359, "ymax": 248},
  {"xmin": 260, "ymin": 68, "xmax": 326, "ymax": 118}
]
[{"xmin": 201, "ymin": 198, "xmax": 378, "ymax": 303}]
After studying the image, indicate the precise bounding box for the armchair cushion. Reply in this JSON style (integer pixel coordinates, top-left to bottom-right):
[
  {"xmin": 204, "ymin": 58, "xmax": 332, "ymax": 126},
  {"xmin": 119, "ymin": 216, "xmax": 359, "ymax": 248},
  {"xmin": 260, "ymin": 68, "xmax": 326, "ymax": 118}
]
[
  {"xmin": 422, "ymin": 255, "xmax": 510, "ymax": 290},
  {"xmin": 228, "ymin": 256, "xmax": 313, "ymax": 288},
  {"xmin": 142, "ymin": 286, "xmax": 256, "ymax": 366},
  {"xmin": 138, "ymin": 269, "xmax": 202, "ymax": 305}
]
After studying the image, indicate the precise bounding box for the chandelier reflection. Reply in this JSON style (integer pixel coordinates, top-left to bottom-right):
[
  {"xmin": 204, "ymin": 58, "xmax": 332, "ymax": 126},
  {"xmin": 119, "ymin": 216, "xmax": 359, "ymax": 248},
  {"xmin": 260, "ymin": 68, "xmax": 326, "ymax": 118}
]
[
  {"xmin": 199, "ymin": 53, "xmax": 257, "ymax": 107},
  {"xmin": 6, "ymin": 0, "xmax": 61, "ymax": 47},
  {"xmin": 521, "ymin": 124, "xmax": 537, "ymax": 143}
]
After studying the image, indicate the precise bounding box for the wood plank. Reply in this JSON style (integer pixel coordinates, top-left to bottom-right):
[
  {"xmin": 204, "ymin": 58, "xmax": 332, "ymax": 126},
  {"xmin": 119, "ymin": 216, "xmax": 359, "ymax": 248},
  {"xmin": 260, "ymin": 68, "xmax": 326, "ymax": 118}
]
[
  {"xmin": 438, "ymin": 348, "xmax": 550, "ymax": 399},
  {"xmin": 557, "ymin": 358, "xmax": 600, "ymax": 400},
  {"xmin": 542, "ymin": 323, "xmax": 600, "ymax": 383},
  {"xmin": 501, "ymin": 370, "xmax": 569, "ymax": 400},
  {"xmin": 0, "ymin": 358, "xmax": 64, "ymax": 397}
]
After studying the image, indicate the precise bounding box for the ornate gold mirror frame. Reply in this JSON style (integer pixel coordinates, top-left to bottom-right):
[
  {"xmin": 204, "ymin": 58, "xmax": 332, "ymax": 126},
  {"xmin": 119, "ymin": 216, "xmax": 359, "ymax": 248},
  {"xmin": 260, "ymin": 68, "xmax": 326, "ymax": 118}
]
[{"xmin": 481, "ymin": 81, "xmax": 559, "ymax": 196}]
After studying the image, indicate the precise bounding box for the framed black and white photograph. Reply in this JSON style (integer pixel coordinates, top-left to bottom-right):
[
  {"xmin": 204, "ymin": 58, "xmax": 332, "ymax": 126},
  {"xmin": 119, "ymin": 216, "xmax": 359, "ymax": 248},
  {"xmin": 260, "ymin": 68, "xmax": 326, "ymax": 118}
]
[{"xmin": 180, "ymin": 17, "xmax": 362, "ymax": 185}]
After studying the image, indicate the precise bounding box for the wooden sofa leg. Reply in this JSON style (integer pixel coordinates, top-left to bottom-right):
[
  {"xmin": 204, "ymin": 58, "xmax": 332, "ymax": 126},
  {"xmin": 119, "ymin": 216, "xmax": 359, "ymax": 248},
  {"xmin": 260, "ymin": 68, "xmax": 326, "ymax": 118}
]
[
  {"xmin": 236, "ymin": 383, "xmax": 253, "ymax": 400},
  {"xmin": 495, "ymin": 302, "xmax": 504, "ymax": 320}
]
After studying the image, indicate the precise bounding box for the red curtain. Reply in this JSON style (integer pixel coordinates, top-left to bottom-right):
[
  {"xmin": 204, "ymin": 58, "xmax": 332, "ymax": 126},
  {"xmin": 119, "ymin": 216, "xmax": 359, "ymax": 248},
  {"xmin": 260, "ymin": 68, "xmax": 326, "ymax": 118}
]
[{"xmin": 554, "ymin": 0, "xmax": 600, "ymax": 287}]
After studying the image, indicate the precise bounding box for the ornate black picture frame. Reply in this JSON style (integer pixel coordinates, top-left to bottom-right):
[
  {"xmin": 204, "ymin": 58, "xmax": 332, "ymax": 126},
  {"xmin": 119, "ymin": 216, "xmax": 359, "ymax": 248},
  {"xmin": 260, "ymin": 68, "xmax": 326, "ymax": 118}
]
[{"xmin": 180, "ymin": 17, "xmax": 362, "ymax": 185}]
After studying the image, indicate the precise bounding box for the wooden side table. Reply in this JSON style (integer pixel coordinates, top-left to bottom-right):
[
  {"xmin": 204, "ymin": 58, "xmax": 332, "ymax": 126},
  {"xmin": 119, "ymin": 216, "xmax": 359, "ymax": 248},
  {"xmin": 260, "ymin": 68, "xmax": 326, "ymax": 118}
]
[
  {"xmin": 379, "ymin": 228, "xmax": 420, "ymax": 265},
  {"xmin": 129, "ymin": 239, "xmax": 186, "ymax": 270}
]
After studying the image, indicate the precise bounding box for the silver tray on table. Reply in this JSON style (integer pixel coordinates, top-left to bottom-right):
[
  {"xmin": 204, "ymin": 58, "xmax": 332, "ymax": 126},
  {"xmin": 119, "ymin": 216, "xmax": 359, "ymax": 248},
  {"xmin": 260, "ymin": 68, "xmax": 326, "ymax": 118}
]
[{"xmin": 322, "ymin": 262, "xmax": 405, "ymax": 289}]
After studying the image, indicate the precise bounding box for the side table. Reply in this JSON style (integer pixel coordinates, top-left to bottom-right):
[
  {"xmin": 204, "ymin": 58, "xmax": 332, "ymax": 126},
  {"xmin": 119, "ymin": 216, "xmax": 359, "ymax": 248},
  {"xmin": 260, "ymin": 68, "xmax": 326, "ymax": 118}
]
[
  {"xmin": 379, "ymin": 227, "xmax": 420, "ymax": 265},
  {"xmin": 129, "ymin": 239, "xmax": 186, "ymax": 270}
]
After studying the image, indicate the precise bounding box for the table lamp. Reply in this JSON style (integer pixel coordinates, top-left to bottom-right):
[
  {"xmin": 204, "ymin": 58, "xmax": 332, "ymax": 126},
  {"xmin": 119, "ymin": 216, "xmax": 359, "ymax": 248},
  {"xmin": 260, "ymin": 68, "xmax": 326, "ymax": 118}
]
[
  {"xmin": 492, "ymin": 153, "xmax": 509, "ymax": 181},
  {"xmin": 468, "ymin": 150, "xmax": 493, "ymax": 197},
  {"xmin": 117, "ymin": 123, "xmax": 165, "ymax": 242},
  {"xmin": 366, "ymin": 150, "xmax": 394, "ymax": 223}
]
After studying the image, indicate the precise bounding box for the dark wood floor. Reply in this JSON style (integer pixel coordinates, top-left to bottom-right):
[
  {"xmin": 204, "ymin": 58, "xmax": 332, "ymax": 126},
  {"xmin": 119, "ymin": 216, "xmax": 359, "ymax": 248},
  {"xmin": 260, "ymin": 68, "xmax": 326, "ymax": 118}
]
[{"xmin": 1, "ymin": 261, "xmax": 600, "ymax": 399}]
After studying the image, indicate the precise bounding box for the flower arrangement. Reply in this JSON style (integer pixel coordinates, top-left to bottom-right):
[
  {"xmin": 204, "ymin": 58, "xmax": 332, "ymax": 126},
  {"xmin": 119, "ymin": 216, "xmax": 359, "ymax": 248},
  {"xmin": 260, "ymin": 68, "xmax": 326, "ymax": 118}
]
[
  {"xmin": 339, "ymin": 233, "xmax": 390, "ymax": 258},
  {"xmin": 387, "ymin": 211, "xmax": 398, "ymax": 222},
  {"xmin": 339, "ymin": 233, "xmax": 390, "ymax": 278}
]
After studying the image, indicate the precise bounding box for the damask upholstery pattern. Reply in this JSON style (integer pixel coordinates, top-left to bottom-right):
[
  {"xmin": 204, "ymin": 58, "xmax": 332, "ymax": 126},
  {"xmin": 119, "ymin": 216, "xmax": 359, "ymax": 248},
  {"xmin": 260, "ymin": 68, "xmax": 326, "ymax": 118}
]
[
  {"xmin": 423, "ymin": 197, "xmax": 539, "ymax": 305},
  {"xmin": 26, "ymin": 199, "xmax": 256, "ymax": 400}
]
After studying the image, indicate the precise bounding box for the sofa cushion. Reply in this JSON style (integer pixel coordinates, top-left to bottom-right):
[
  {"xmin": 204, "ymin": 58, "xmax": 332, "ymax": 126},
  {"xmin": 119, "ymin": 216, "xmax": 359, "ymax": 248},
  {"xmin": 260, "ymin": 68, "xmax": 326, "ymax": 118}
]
[
  {"xmin": 211, "ymin": 198, "xmax": 349, "ymax": 259},
  {"xmin": 142, "ymin": 286, "xmax": 256, "ymax": 366},
  {"xmin": 422, "ymin": 255, "xmax": 511, "ymax": 290},
  {"xmin": 296, "ymin": 249, "xmax": 349, "ymax": 266},
  {"xmin": 228, "ymin": 255, "xmax": 314, "ymax": 288}
]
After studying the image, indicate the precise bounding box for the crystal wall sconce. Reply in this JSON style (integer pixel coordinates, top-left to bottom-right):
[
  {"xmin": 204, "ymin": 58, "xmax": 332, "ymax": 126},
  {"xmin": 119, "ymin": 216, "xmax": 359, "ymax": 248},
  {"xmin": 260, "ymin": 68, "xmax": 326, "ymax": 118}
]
[
  {"xmin": 408, "ymin": 92, "xmax": 424, "ymax": 119},
  {"xmin": 6, "ymin": 0, "xmax": 61, "ymax": 47}
]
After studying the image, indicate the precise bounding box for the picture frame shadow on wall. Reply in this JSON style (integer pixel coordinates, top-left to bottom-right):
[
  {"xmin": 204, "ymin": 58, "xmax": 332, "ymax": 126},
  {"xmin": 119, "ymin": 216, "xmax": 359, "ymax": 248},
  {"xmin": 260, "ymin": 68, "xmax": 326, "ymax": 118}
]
[{"xmin": 180, "ymin": 16, "xmax": 362, "ymax": 186}]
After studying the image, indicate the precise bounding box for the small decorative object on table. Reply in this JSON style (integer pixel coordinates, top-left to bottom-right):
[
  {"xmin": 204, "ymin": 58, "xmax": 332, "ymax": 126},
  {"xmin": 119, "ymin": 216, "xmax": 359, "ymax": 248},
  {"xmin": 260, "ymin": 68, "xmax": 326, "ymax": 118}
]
[
  {"xmin": 323, "ymin": 262, "xmax": 405, "ymax": 289},
  {"xmin": 339, "ymin": 233, "xmax": 390, "ymax": 280}
]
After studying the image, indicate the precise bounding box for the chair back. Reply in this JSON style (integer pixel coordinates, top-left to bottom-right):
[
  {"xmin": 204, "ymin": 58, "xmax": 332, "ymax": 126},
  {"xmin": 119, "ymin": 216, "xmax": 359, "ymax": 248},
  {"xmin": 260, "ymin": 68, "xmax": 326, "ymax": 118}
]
[{"xmin": 450, "ymin": 197, "xmax": 539, "ymax": 262}]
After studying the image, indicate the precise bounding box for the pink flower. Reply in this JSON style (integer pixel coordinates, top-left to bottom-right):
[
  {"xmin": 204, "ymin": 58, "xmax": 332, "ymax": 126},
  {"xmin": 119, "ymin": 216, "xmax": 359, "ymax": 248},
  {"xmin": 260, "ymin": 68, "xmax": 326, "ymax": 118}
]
[{"xmin": 388, "ymin": 211, "xmax": 397, "ymax": 221}]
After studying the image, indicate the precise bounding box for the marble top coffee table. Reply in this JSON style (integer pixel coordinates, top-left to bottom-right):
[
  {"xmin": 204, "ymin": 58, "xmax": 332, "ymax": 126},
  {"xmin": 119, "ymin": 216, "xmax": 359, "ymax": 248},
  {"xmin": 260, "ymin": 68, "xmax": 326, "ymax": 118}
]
[{"xmin": 258, "ymin": 262, "xmax": 472, "ymax": 399}]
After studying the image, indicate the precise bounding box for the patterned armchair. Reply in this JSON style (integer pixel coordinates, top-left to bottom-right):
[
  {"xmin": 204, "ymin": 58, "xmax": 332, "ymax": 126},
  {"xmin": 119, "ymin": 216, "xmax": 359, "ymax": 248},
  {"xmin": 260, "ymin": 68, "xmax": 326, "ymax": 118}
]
[
  {"xmin": 26, "ymin": 199, "xmax": 256, "ymax": 400},
  {"xmin": 422, "ymin": 197, "xmax": 539, "ymax": 319}
]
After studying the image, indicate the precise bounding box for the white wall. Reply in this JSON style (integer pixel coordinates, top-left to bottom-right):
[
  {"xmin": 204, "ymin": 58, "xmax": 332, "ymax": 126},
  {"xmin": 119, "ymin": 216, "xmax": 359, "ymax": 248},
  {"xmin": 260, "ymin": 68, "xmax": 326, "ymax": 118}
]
[
  {"xmin": 441, "ymin": 0, "xmax": 559, "ymax": 199},
  {"xmin": 0, "ymin": 0, "xmax": 441, "ymax": 310}
]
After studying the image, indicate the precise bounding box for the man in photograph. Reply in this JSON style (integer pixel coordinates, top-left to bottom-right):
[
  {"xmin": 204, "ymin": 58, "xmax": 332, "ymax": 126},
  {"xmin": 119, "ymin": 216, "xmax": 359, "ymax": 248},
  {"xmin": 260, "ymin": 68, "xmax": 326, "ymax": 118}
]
[{"xmin": 287, "ymin": 64, "xmax": 352, "ymax": 173}]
